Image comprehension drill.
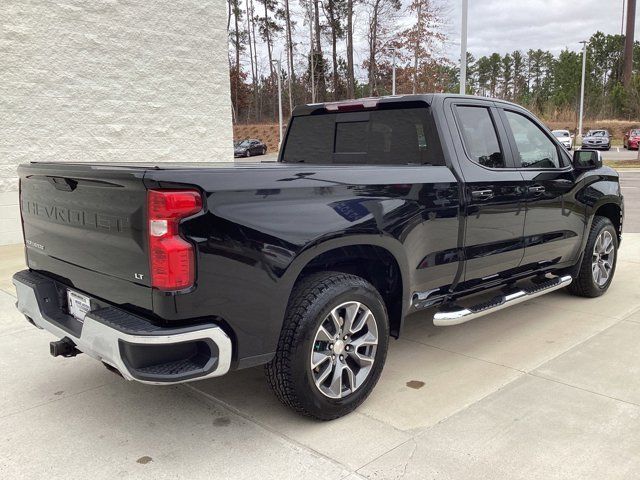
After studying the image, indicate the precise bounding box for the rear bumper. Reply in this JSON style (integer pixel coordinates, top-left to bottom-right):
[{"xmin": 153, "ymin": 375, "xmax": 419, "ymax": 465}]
[{"xmin": 12, "ymin": 270, "xmax": 232, "ymax": 384}]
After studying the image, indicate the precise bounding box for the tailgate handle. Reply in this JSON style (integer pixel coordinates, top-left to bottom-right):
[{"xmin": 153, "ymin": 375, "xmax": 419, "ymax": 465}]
[{"xmin": 48, "ymin": 177, "xmax": 78, "ymax": 191}]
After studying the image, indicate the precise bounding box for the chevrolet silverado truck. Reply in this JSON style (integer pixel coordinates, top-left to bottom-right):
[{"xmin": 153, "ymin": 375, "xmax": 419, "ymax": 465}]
[{"xmin": 13, "ymin": 94, "xmax": 623, "ymax": 420}]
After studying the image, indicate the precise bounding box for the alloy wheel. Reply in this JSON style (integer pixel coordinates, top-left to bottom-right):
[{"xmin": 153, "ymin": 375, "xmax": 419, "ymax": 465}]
[
  {"xmin": 592, "ymin": 230, "xmax": 615, "ymax": 287},
  {"xmin": 310, "ymin": 301, "xmax": 378, "ymax": 399}
]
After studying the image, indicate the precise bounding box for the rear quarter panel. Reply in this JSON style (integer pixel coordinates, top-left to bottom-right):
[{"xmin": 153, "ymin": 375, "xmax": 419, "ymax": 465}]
[{"xmin": 144, "ymin": 165, "xmax": 460, "ymax": 367}]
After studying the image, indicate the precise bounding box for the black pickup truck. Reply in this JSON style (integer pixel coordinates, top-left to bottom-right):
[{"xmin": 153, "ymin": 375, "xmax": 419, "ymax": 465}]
[{"xmin": 13, "ymin": 94, "xmax": 623, "ymax": 420}]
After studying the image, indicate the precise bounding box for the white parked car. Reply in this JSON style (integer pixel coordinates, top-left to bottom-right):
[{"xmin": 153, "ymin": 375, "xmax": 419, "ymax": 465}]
[{"xmin": 552, "ymin": 129, "xmax": 573, "ymax": 150}]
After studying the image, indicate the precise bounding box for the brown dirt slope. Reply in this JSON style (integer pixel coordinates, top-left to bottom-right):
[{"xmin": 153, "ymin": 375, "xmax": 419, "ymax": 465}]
[{"xmin": 233, "ymin": 124, "xmax": 286, "ymax": 153}]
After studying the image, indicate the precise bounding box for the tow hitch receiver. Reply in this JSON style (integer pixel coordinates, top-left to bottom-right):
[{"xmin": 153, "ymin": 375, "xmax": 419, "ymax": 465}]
[{"xmin": 50, "ymin": 337, "xmax": 81, "ymax": 358}]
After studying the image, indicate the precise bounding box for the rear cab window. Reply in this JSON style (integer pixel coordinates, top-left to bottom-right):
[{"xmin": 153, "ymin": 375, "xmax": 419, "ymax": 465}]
[{"xmin": 281, "ymin": 106, "xmax": 444, "ymax": 166}]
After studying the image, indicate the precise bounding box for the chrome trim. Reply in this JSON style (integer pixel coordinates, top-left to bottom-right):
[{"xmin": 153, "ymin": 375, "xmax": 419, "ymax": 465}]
[
  {"xmin": 13, "ymin": 278, "xmax": 232, "ymax": 385},
  {"xmin": 433, "ymin": 275, "xmax": 572, "ymax": 327}
]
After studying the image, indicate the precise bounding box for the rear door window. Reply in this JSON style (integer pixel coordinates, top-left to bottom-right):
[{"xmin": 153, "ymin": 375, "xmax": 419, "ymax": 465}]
[
  {"xmin": 281, "ymin": 107, "xmax": 444, "ymax": 166},
  {"xmin": 454, "ymin": 106, "xmax": 506, "ymax": 168}
]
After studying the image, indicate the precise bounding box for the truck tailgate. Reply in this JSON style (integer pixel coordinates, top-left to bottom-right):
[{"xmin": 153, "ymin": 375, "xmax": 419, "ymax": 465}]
[{"xmin": 19, "ymin": 163, "xmax": 152, "ymax": 310}]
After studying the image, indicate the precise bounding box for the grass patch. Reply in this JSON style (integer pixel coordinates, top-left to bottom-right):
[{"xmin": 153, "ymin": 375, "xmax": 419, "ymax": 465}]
[{"xmin": 605, "ymin": 159, "xmax": 640, "ymax": 168}]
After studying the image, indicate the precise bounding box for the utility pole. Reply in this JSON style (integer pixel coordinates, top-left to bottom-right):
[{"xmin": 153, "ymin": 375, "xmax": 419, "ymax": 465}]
[
  {"xmin": 272, "ymin": 59, "xmax": 283, "ymax": 147},
  {"xmin": 623, "ymin": 0, "xmax": 636, "ymax": 87},
  {"xmin": 459, "ymin": 0, "xmax": 468, "ymax": 95},
  {"xmin": 392, "ymin": 49, "xmax": 396, "ymax": 95},
  {"xmin": 578, "ymin": 40, "xmax": 587, "ymax": 139}
]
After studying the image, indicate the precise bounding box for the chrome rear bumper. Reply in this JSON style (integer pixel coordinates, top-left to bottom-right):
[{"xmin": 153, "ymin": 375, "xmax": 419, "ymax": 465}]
[{"xmin": 13, "ymin": 270, "xmax": 232, "ymax": 384}]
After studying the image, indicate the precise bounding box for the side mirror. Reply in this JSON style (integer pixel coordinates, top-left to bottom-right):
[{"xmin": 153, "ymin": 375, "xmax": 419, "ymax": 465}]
[{"xmin": 573, "ymin": 149, "xmax": 602, "ymax": 170}]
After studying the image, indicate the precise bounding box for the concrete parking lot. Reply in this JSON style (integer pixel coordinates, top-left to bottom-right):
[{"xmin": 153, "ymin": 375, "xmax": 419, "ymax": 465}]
[{"xmin": 1, "ymin": 171, "xmax": 639, "ymax": 479}]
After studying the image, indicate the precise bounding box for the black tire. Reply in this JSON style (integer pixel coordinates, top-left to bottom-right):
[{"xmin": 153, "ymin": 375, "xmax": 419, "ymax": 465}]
[
  {"xmin": 245, "ymin": 150, "xmax": 251, "ymax": 157},
  {"xmin": 568, "ymin": 216, "xmax": 618, "ymax": 298},
  {"xmin": 265, "ymin": 272, "xmax": 389, "ymax": 420},
  {"xmin": 262, "ymin": 147, "xmax": 267, "ymax": 155}
]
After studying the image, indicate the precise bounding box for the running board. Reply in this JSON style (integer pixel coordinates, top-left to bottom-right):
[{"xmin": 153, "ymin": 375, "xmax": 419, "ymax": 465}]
[{"xmin": 433, "ymin": 275, "xmax": 572, "ymax": 327}]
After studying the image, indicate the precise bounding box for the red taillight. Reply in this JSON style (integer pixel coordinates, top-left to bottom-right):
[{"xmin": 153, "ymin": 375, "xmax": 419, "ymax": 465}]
[{"xmin": 147, "ymin": 189, "xmax": 202, "ymax": 291}]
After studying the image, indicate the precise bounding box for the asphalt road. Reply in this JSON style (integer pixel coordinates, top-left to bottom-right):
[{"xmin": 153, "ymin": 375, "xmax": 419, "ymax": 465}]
[{"xmin": 601, "ymin": 148, "xmax": 640, "ymax": 161}]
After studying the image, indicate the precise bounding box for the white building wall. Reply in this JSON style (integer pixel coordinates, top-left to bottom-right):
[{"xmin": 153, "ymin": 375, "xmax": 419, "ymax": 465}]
[{"xmin": 1, "ymin": 0, "xmax": 233, "ymax": 245}]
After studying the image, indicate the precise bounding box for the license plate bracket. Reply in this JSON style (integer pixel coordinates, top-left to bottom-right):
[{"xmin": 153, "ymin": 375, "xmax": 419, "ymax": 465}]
[{"xmin": 67, "ymin": 289, "xmax": 91, "ymax": 322}]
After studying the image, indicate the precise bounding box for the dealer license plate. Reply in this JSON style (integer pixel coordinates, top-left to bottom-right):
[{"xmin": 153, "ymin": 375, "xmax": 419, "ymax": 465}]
[{"xmin": 67, "ymin": 289, "xmax": 91, "ymax": 322}]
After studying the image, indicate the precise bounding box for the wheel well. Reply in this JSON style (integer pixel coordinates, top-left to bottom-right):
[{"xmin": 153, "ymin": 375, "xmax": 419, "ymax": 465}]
[
  {"xmin": 296, "ymin": 245, "xmax": 404, "ymax": 338},
  {"xmin": 595, "ymin": 203, "xmax": 622, "ymax": 240}
]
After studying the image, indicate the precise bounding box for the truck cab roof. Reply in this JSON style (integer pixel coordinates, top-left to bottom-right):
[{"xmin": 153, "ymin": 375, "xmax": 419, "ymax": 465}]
[{"xmin": 291, "ymin": 93, "xmax": 525, "ymax": 116}]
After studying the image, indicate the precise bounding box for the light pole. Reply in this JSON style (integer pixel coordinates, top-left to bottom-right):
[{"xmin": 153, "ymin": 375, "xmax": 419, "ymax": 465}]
[
  {"xmin": 272, "ymin": 59, "xmax": 283, "ymax": 148},
  {"xmin": 459, "ymin": 0, "xmax": 468, "ymax": 95},
  {"xmin": 578, "ymin": 40, "xmax": 587, "ymax": 139},
  {"xmin": 391, "ymin": 48, "xmax": 396, "ymax": 95}
]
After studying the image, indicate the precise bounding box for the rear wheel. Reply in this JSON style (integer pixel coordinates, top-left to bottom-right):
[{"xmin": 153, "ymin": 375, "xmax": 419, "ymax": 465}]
[
  {"xmin": 568, "ymin": 216, "xmax": 618, "ymax": 297},
  {"xmin": 266, "ymin": 272, "xmax": 389, "ymax": 420}
]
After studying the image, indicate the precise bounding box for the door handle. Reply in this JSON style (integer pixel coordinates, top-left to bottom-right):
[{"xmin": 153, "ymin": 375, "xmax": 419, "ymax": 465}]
[
  {"xmin": 528, "ymin": 185, "xmax": 546, "ymax": 194},
  {"xmin": 471, "ymin": 189, "xmax": 494, "ymax": 200}
]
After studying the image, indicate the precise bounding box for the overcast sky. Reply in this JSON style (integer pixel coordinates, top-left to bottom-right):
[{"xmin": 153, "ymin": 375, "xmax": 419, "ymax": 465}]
[
  {"xmin": 255, "ymin": 0, "xmax": 639, "ymax": 82},
  {"xmin": 445, "ymin": 0, "xmax": 638, "ymax": 59}
]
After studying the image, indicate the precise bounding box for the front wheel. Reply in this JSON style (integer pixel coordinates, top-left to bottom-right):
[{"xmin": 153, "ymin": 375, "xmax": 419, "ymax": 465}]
[
  {"xmin": 266, "ymin": 272, "xmax": 389, "ymax": 420},
  {"xmin": 568, "ymin": 216, "xmax": 618, "ymax": 297}
]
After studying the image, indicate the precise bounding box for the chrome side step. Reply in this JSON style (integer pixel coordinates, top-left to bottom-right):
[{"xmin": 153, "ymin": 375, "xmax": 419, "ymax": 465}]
[{"xmin": 433, "ymin": 275, "xmax": 572, "ymax": 327}]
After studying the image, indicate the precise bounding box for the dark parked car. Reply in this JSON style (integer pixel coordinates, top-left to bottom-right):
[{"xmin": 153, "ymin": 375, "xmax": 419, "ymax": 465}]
[
  {"xmin": 234, "ymin": 139, "xmax": 267, "ymax": 157},
  {"xmin": 581, "ymin": 129, "xmax": 611, "ymax": 150},
  {"xmin": 623, "ymin": 128, "xmax": 640, "ymax": 150},
  {"xmin": 13, "ymin": 94, "xmax": 623, "ymax": 420}
]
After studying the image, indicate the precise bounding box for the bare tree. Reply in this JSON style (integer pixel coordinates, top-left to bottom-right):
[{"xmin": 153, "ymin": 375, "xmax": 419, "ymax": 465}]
[
  {"xmin": 346, "ymin": 0, "xmax": 355, "ymax": 97},
  {"xmin": 397, "ymin": 0, "xmax": 445, "ymax": 94},
  {"xmin": 312, "ymin": 0, "xmax": 327, "ymax": 100},
  {"xmin": 245, "ymin": 0, "xmax": 258, "ymax": 120},
  {"xmin": 323, "ymin": 0, "xmax": 345, "ymax": 99},
  {"xmin": 256, "ymin": 0, "xmax": 280, "ymax": 79},
  {"xmin": 229, "ymin": 0, "xmax": 244, "ymax": 119},
  {"xmin": 365, "ymin": 0, "xmax": 400, "ymax": 95}
]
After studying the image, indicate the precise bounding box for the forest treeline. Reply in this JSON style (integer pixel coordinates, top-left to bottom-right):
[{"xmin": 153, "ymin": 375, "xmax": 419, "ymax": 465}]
[{"xmin": 228, "ymin": 0, "xmax": 640, "ymax": 124}]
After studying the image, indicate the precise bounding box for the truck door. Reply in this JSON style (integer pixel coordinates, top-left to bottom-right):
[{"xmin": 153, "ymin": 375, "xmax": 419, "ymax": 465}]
[
  {"xmin": 497, "ymin": 107, "xmax": 583, "ymax": 269},
  {"xmin": 443, "ymin": 98, "xmax": 527, "ymax": 287}
]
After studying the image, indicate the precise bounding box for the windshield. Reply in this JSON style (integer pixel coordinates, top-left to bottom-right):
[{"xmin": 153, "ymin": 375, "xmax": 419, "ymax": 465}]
[
  {"xmin": 631, "ymin": 129, "xmax": 640, "ymax": 136},
  {"xmin": 237, "ymin": 140, "xmax": 251, "ymax": 147},
  {"xmin": 552, "ymin": 131, "xmax": 569, "ymax": 137},
  {"xmin": 588, "ymin": 131, "xmax": 607, "ymax": 137}
]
